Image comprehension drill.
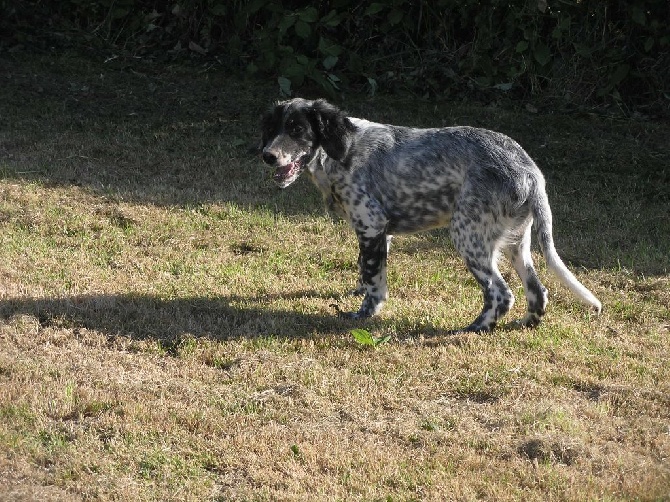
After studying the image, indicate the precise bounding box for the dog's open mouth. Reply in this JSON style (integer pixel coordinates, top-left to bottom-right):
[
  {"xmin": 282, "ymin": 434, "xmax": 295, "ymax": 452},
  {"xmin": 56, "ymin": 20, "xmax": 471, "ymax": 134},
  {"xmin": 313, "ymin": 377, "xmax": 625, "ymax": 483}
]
[{"xmin": 273, "ymin": 156, "xmax": 306, "ymax": 187}]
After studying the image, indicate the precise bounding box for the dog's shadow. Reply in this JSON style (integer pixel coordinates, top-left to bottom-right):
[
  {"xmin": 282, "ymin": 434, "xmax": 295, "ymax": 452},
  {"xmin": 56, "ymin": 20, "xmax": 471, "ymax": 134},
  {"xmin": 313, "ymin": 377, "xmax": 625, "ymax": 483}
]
[
  {"xmin": 0, "ymin": 290, "xmax": 450, "ymax": 344},
  {"xmin": 0, "ymin": 292, "xmax": 338, "ymax": 342},
  {"xmin": 0, "ymin": 288, "xmax": 478, "ymax": 346}
]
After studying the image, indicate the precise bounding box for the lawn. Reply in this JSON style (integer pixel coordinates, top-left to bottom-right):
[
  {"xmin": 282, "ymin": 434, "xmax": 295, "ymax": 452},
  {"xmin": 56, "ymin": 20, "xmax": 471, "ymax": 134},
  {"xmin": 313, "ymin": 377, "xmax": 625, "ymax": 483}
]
[{"xmin": 0, "ymin": 51, "xmax": 668, "ymax": 501}]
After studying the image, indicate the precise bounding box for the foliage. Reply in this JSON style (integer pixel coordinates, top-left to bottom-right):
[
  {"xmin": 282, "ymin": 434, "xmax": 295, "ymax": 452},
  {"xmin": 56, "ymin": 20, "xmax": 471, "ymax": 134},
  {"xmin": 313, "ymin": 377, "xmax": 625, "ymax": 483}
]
[
  {"xmin": 1, "ymin": 0, "xmax": 668, "ymax": 111},
  {"xmin": 350, "ymin": 328, "xmax": 391, "ymax": 348}
]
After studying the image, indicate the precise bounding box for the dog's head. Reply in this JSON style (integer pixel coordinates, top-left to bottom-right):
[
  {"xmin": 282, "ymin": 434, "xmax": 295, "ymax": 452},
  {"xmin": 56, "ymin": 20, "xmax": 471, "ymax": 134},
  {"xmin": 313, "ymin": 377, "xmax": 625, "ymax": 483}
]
[{"xmin": 260, "ymin": 98, "xmax": 354, "ymax": 188}]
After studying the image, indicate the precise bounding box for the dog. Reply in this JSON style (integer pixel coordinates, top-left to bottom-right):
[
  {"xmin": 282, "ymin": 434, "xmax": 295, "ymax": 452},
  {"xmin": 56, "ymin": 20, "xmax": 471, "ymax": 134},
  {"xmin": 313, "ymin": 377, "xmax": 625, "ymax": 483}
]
[{"xmin": 259, "ymin": 98, "xmax": 601, "ymax": 332}]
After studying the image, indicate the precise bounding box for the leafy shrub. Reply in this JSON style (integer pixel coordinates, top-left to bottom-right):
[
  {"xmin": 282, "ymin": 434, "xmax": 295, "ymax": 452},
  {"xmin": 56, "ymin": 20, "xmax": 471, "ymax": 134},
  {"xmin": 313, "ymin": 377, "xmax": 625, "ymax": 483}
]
[{"xmin": 2, "ymin": 0, "xmax": 668, "ymax": 112}]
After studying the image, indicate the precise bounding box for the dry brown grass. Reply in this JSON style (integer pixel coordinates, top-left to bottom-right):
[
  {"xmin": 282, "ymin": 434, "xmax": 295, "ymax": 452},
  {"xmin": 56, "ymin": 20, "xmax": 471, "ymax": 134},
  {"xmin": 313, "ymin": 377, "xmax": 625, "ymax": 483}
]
[{"xmin": 0, "ymin": 52, "xmax": 668, "ymax": 501}]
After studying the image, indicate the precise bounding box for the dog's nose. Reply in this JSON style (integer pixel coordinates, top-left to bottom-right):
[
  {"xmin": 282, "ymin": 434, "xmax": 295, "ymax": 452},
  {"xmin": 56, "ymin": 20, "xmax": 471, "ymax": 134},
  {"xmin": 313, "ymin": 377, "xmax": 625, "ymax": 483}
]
[{"xmin": 262, "ymin": 151, "xmax": 277, "ymax": 165}]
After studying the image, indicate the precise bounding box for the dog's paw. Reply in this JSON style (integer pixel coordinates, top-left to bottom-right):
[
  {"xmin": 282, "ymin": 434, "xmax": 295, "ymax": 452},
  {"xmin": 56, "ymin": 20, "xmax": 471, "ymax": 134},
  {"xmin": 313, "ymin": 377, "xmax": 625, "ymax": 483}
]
[
  {"xmin": 330, "ymin": 303, "xmax": 367, "ymax": 320},
  {"xmin": 459, "ymin": 322, "xmax": 495, "ymax": 334},
  {"xmin": 507, "ymin": 313, "xmax": 542, "ymax": 329}
]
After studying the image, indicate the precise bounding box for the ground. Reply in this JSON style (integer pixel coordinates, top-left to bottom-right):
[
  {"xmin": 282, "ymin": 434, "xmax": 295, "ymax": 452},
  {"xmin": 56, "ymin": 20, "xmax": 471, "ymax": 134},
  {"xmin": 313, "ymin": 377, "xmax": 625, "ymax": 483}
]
[{"xmin": 0, "ymin": 50, "xmax": 668, "ymax": 501}]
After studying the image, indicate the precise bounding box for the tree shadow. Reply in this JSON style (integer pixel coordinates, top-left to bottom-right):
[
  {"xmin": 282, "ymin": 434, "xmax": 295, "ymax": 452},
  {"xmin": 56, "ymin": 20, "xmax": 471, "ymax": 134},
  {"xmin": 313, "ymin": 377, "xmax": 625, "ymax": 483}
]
[
  {"xmin": 0, "ymin": 53, "xmax": 322, "ymax": 214},
  {"xmin": 1, "ymin": 54, "xmax": 668, "ymax": 277}
]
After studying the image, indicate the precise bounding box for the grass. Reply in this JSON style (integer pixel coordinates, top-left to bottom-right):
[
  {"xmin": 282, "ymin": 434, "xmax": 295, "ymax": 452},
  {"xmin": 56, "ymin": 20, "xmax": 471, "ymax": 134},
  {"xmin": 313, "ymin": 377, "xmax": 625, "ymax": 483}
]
[{"xmin": 0, "ymin": 51, "xmax": 669, "ymax": 501}]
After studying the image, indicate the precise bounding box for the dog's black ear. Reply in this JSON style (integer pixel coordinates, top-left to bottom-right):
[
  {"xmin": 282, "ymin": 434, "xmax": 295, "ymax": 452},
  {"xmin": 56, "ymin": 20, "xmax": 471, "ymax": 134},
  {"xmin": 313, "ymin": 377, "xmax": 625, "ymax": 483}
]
[{"xmin": 310, "ymin": 99, "xmax": 354, "ymax": 163}]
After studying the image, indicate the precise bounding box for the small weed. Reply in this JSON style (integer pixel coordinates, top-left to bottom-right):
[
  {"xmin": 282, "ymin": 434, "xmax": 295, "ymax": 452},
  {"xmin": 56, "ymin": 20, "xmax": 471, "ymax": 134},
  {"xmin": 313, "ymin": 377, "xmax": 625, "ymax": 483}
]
[
  {"xmin": 38, "ymin": 429, "xmax": 72, "ymax": 450},
  {"xmin": 350, "ymin": 328, "xmax": 391, "ymax": 348},
  {"xmin": 0, "ymin": 403, "xmax": 35, "ymax": 426},
  {"xmin": 420, "ymin": 419, "xmax": 439, "ymax": 432}
]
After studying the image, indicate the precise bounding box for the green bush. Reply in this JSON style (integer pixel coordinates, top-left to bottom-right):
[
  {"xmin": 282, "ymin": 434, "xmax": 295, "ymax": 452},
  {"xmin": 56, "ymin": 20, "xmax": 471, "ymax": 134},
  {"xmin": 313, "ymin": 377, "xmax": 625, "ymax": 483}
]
[{"xmin": 2, "ymin": 0, "xmax": 668, "ymax": 112}]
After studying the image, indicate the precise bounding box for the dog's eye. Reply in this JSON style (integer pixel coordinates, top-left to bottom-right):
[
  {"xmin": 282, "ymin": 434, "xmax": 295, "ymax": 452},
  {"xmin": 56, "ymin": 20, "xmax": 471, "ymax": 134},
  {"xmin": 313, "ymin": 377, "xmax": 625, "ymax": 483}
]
[{"xmin": 289, "ymin": 124, "xmax": 304, "ymax": 136}]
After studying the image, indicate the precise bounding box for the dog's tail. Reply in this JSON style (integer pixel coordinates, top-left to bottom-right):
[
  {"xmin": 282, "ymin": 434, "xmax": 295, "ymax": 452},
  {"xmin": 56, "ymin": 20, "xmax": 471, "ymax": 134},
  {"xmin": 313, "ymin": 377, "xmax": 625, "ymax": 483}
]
[{"xmin": 532, "ymin": 189, "xmax": 602, "ymax": 314}]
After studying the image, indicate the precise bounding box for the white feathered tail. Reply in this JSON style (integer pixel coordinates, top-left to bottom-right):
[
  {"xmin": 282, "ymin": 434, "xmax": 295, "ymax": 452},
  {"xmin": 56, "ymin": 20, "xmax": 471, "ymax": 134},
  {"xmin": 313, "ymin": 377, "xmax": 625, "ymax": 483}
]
[{"xmin": 532, "ymin": 190, "xmax": 602, "ymax": 313}]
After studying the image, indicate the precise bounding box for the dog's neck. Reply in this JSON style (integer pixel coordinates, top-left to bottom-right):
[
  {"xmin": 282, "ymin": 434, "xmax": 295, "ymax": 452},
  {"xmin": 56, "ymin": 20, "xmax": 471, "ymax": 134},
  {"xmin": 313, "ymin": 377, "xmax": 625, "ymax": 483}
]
[{"xmin": 307, "ymin": 148, "xmax": 328, "ymax": 174}]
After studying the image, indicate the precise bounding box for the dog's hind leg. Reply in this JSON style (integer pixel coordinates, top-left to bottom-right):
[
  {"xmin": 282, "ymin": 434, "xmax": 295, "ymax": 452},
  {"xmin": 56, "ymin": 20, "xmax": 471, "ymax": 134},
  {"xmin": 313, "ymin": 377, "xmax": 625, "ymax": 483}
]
[
  {"xmin": 462, "ymin": 259, "xmax": 514, "ymax": 332},
  {"xmin": 450, "ymin": 210, "xmax": 514, "ymax": 332},
  {"xmin": 504, "ymin": 225, "xmax": 548, "ymax": 328}
]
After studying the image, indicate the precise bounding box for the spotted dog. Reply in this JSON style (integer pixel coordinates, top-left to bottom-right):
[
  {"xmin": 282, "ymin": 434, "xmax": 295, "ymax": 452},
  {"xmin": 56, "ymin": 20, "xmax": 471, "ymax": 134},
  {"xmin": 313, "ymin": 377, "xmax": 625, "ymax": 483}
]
[{"xmin": 260, "ymin": 98, "xmax": 601, "ymax": 332}]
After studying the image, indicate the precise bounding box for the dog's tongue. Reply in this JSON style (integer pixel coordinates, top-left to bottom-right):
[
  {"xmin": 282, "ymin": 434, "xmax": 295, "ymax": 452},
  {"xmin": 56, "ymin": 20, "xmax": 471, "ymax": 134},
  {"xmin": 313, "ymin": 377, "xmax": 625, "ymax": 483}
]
[{"xmin": 274, "ymin": 162, "xmax": 294, "ymax": 179}]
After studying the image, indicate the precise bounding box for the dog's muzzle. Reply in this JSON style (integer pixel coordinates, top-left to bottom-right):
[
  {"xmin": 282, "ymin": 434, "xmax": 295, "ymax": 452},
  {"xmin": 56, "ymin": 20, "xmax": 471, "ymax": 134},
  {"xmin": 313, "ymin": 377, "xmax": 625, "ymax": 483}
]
[
  {"xmin": 272, "ymin": 160, "xmax": 301, "ymax": 185},
  {"xmin": 262, "ymin": 150, "xmax": 306, "ymax": 188}
]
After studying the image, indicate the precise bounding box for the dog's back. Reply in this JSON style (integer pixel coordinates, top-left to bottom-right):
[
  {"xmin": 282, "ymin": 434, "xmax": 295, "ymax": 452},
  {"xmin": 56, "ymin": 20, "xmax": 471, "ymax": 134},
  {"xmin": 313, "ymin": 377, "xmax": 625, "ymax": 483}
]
[{"xmin": 338, "ymin": 122, "xmax": 542, "ymax": 235}]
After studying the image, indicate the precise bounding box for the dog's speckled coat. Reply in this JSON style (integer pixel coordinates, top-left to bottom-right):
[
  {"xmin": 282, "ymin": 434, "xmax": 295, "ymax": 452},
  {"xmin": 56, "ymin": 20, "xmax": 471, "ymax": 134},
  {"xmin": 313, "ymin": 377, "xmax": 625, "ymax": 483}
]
[{"xmin": 260, "ymin": 98, "xmax": 601, "ymax": 332}]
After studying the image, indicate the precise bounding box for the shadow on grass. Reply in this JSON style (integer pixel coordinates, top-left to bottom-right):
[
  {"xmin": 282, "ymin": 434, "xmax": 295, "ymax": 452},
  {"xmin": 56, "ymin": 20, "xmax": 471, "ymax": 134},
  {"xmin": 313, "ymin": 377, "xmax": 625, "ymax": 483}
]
[
  {"xmin": 0, "ymin": 293, "xmax": 351, "ymax": 342},
  {"xmin": 0, "ymin": 53, "xmax": 304, "ymax": 211},
  {"xmin": 0, "ymin": 291, "xmax": 454, "ymax": 343},
  {"xmin": 2, "ymin": 54, "xmax": 669, "ymax": 276},
  {"xmin": 3, "ymin": 287, "xmax": 588, "ymax": 344}
]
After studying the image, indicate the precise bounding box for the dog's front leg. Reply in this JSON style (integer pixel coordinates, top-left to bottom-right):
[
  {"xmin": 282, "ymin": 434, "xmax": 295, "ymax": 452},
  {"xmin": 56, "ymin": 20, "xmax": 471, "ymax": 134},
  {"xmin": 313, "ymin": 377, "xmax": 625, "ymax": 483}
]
[
  {"xmin": 337, "ymin": 232, "xmax": 389, "ymax": 319},
  {"xmin": 351, "ymin": 235, "xmax": 393, "ymax": 296}
]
